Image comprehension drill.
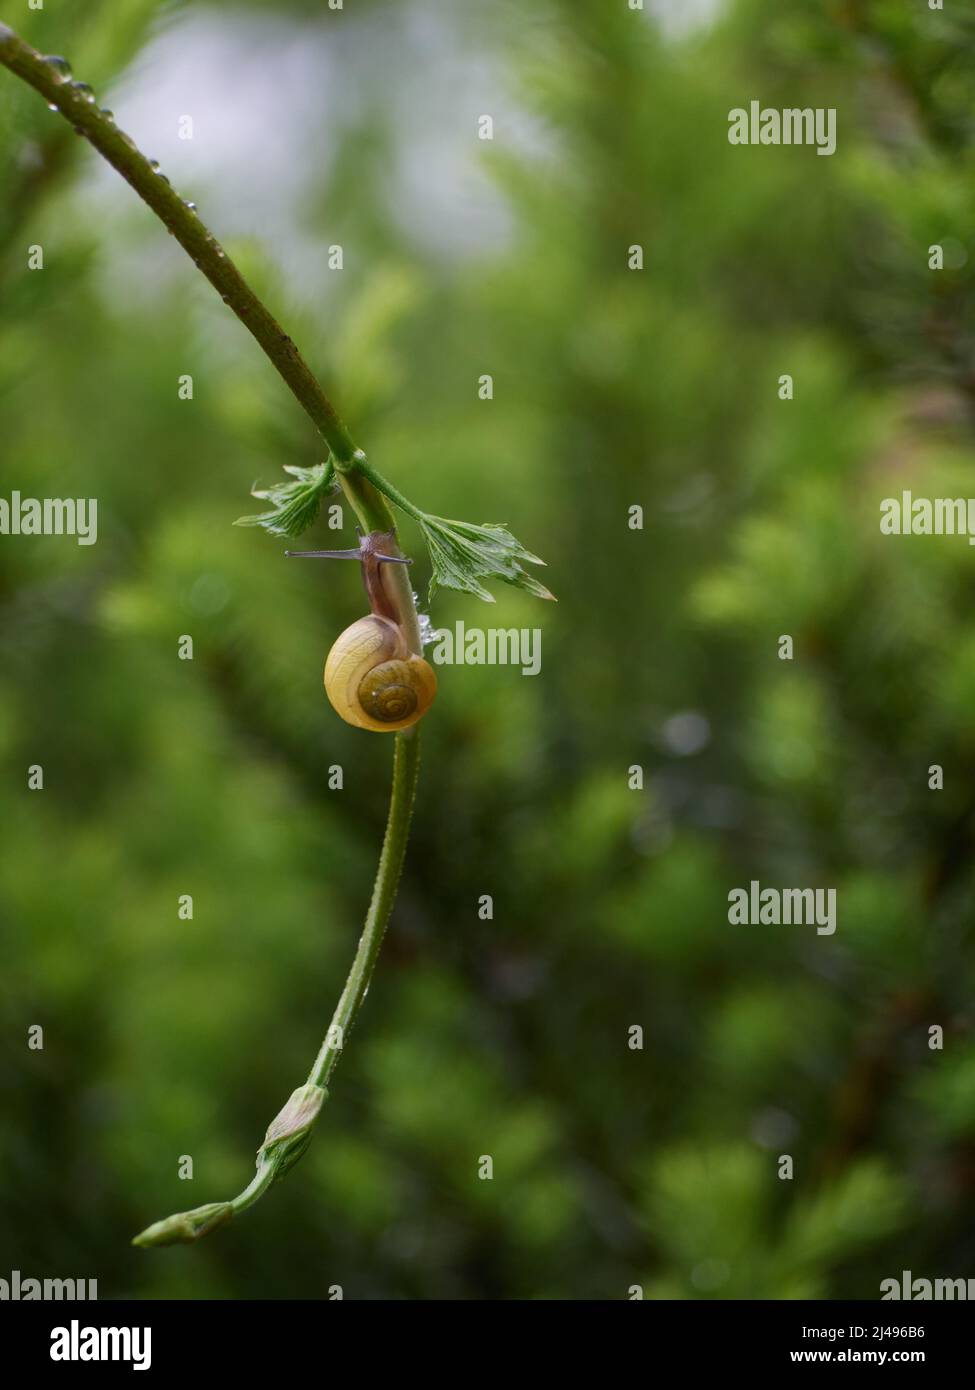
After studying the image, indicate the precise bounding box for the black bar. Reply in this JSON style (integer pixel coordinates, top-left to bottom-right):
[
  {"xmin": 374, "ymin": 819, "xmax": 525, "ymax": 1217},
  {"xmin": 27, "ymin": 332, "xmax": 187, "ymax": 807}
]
[{"xmin": 0, "ymin": 1298, "xmax": 968, "ymax": 1374}]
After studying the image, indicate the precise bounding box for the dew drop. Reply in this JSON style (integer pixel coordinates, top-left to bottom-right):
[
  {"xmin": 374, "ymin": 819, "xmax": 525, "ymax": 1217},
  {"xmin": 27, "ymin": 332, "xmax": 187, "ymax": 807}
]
[
  {"xmin": 41, "ymin": 55, "xmax": 72, "ymax": 82},
  {"xmin": 100, "ymin": 108, "xmax": 114, "ymax": 122},
  {"xmin": 70, "ymin": 81, "xmax": 96, "ymax": 103},
  {"xmin": 148, "ymin": 158, "xmax": 160, "ymax": 171},
  {"xmin": 417, "ymin": 613, "xmax": 438, "ymax": 647},
  {"xmin": 184, "ymin": 201, "xmax": 197, "ymax": 212}
]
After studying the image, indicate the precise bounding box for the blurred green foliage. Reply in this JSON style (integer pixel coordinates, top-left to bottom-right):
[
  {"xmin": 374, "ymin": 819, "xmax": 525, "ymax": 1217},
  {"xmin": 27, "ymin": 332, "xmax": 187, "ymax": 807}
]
[{"xmin": 1, "ymin": 0, "xmax": 974, "ymax": 1299}]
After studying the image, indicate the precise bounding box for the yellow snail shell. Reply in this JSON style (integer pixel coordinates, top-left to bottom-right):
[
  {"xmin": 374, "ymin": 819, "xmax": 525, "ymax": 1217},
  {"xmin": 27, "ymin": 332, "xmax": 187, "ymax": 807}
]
[{"xmin": 323, "ymin": 614, "xmax": 437, "ymax": 732}]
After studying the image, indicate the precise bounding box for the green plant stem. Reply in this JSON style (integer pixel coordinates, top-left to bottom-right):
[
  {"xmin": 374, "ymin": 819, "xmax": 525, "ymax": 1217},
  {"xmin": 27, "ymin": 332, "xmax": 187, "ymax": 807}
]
[
  {"xmin": 353, "ymin": 455, "xmax": 428, "ymax": 522},
  {"xmin": 132, "ymin": 727, "xmax": 422, "ymax": 1247},
  {"xmin": 308, "ymin": 728, "xmax": 421, "ymax": 1088},
  {"xmin": 0, "ymin": 22, "xmax": 424, "ymax": 652},
  {"xmin": 0, "ymin": 21, "xmax": 427, "ymax": 1243},
  {"xmin": 0, "ymin": 25, "xmax": 357, "ymax": 456}
]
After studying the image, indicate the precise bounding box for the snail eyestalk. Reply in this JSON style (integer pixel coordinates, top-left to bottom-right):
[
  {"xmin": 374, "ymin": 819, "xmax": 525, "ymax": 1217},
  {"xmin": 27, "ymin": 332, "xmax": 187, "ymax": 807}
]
[
  {"xmin": 285, "ymin": 548, "xmax": 363, "ymax": 560},
  {"xmin": 286, "ymin": 548, "xmax": 411, "ymax": 563}
]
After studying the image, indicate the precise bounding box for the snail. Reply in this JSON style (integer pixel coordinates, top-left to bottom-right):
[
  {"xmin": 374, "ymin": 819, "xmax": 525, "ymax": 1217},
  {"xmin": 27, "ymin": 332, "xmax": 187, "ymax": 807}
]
[
  {"xmin": 287, "ymin": 531, "xmax": 437, "ymax": 732},
  {"xmin": 323, "ymin": 611, "xmax": 436, "ymax": 731}
]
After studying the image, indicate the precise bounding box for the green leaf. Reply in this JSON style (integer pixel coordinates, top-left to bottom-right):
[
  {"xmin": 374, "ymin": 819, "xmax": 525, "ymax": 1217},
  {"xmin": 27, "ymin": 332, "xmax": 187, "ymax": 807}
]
[
  {"xmin": 417, "ymin": 514, "xmax": 555, "ymax": 604},
  {"xmin": 330, "ymin": 455, "xmax": 554, "ymax": 603},
  {"xmin": 234, "ymin": 460, "xmax": 336, "ymax": 538}
]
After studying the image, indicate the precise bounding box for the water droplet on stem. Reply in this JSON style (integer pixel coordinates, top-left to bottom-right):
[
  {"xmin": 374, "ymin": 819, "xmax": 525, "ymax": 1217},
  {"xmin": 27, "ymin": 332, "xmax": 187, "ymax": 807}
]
[{"xmin": 41, "ymin": 55, "xmax": 72, "ymax": 81}]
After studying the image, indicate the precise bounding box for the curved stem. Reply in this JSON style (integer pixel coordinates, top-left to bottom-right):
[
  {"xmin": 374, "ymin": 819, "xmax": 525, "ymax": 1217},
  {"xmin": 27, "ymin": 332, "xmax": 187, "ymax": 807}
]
[
  {"xmin": 132, "ymin": 729, "xmax": 421, "ymax": 1247},
  {"xmin": 0, "ymin": 22, "xmax": 428, "ymax": 1245},
  {"xmin": 308, "ymin": 728, "xmax": 421, "ymax": 1088},
  {"xmin": 0, "ymin": 24, "xmax": 356, "ymax": 457},
  {"xmin": 0, "ymin": 22, "xmax": 422, "ymax": 645}
]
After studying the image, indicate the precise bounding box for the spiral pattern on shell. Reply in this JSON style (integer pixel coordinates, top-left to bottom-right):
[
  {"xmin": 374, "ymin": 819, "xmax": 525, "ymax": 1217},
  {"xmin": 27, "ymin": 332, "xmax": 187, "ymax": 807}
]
[
  {"xmin": 324, "ymin": 614, "xmax": 437, "ymax": 732},
  {"xmin": 357, "ymin": 661, "xmax": 421, "ymax": 723}
]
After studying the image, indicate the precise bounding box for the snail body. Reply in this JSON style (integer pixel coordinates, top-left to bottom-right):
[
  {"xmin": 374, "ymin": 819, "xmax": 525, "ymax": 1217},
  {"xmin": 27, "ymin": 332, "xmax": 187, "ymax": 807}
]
[
  {"xmin": 324, "ymin": 613, "xmax": 437, "ymax": 732},
  {"xmin": 289, "ymin": 528, "xmax": 437, "ymax": 733}
]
